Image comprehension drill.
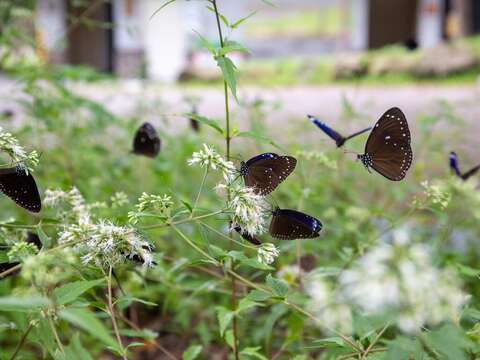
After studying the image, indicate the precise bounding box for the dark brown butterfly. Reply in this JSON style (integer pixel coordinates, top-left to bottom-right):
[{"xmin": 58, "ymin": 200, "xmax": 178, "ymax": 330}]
[
  {"xmin": 299, "ymin": 254, "xmax": 317, "ymax": 272},
  {"xmin": 450, "ymin": 152, "xmax": 480, "ymax": 181},
  {"xmin": 240, "ymin": 153, "xmax": 297, "ymax": 195},
  {"xmin": 189, "ymin": 107, "xmax": 200, "ymax": 132},
  {"xmin": 269, "ymin": 208, "xmax": 322, "ymax": 240},
  {"xmin": 0, "ymin": 167, "xmax": 41, "ymax": 212},
  {"xmin": 232, "ymin": 223, "xmax": 261, "ymax": 245},
  {"xmin": 132, "ymin": 122, "xmax": 161, "ymax": 158},
  {"xmin": 357, "ymin": 107, "xmax": 412, "ymax": 181},
  {"xmin": 308, "ymin": 115, "xmax": 371, "ymax": 147}
]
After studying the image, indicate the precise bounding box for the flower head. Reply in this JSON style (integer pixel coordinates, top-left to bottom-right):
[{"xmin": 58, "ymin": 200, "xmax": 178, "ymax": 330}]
[
  {"xmin": 188, "ymin": 144, "xmax": 236, "ymax": 181},
  {"xmin": 257, "ymin": 243, "xmax": 279, "ymax": 265},
  {"xmin": 0, "ymin": 127, "xmax": 39, "ymax": 171}
]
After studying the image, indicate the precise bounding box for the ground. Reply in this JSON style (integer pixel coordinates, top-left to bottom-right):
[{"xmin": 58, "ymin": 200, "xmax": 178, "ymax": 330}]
[{"xmin": 1, "ymin": 76, "xmax": 479, "ymax": 154}]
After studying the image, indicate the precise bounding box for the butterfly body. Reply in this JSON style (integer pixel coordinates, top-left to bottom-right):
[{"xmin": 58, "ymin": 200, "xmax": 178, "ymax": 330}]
[
  {"xmin": 269, "ymin": 208, "xmax": 322, "ymax": 240},
  {"xmin": 308, "ymin": 115, "xmax": 371, "ymax": 147},
  {"xmin": 132, "ymin": 122, "xmax": 161, "ymax": 158},
  {"xmin": 233, "ymin": 224, "xmax": 261, "ymax": 245},
  {"xmin": 358, "ymin": 107, "xmax": 412, "ymax": 181},
  {"xmin": 449, "ymin": 152, "xmax": 480, "ymax": 180},
  {"xmin": 0, "ymin": 167, "xmax": 41, "ymax": 213},
  {"xmin": 241, "ymin": 153, "xmax": 297, "ymax": 195}
]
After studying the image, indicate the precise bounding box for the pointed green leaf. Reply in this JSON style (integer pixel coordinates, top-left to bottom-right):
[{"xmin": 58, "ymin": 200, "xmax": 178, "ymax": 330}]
[
  {"xmin": 216, "ymin": 306, "xmax": 233, "ymax": 337},
  {"xmin": 215, "ymin": 55, "xmax": 237, "ymax": 101},
  {"xmin": 37, "ymin": 223, "xmax": 52, "ymax": 249},
  {"xmin": 0, "ymin": 296, "xmax": 50, "ymax": 312},
  {"xmin": 266, "ymin": 274, "xmax": 289, "ymax": 298},
  {"xmin": 54, "ymin": 279, "xmax": 104, "ymax": 305},
  {"xmin": 183, "ymin": 344, "xmax": 202, "ymax": 360},
  {"xmin": 184, "ymin": 113, "xmax": 223, "ymax": 134},
  {"xmin": 193, "ymin": 30, "xmax": 217, "ymax": 54},
  {"xmin": 149, "ymin": 0, "xmax": 176, "ymax": 20},
  {"xmin": 231, "ymin": 11, "xmax": 257, "ymax": 29}
]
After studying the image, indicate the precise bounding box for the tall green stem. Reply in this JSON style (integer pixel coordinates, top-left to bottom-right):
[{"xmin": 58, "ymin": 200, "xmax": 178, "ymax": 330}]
[
  {"xmin": 211, "ymin": 1, "xmax": 238, "ymax": 358},
  {"xmin": 107, "ymin": 266, "xmax": 128, "ymax": 360}
]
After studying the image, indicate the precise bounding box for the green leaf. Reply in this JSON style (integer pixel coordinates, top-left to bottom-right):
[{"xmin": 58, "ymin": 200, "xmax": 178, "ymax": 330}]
[
  {"xmin": 215, "ymin": 55, "xmax": 237, "ymax": 101},
  {"xmin": 236, "ymin": 298, "xmax": 262, "ymax": 314},
  {"xmin": 37, "ymin": 223, "xmax": 52, "ymax": 249},
  {"xmin": 120, "ymin": 328, "xmax": 158, "ymax": 340},
  {"xmin": 149, "ymin": 0, "xmax": 176, "ymax": 20},
  {"xmin": 266, "ymin": 274, "xmax": 289, "ymax": 298},
  {"xmin": 59, "ymin": 307, "xmax": 119, "ymax": 351},
  {"xmin": 183, "ymin": 344, "xmax": 202, "ymax": 360},
  {"xmin": 456, "ymin": 263, "xmax": 480, "ymax": 277},
  {"xmin": 0, "ymin": 296, "xmax": 50, "ymax": 312},
  {"xmin": 206, "ymin": 5, "xmax": 229, "ymax": 28},
  {"xmin": 193, "ymin": 30, "xmax": 217, "ymax": 55},
  {"xmin": 64, "ymin": 333, "xmax": 94, "ymax": 360},
  {"xmin": 246, "ymin": 289, "xmax": 272, "ymax": 302},
  {"xmin": 181, "ymin": 200, "xmax": 193, "ymax": 214},
  {"xmin": 385, "ymin": 336, "xmax": 425, "ymax": 360},
  {"xmin": 240, "ymin": 346, "xmax": 268, "ymax": 360},
  {"xmin": 184, "ymin": 113, "xmax": 223, "ymax": 134},
  {"xmin": 0, "ymin": 251, "xmax": 8, "ymax": 263},
  {"xmin": 239, "ymin": 258, "xmax": 274, "ymax": 271},
  {"xmin": 423, "ymin": 324, "xmax": 469, "ymax": 360},
  {"xmin": 224, "ymin": 329, "xmax": 235, "ymax": 349},
  {"xmin": 312, "ymin": 337, "xmax": 347, "ymax": 349},
  {"xmin": 54, "ymin": 279, "xmax": 104, "ymax": 305},
  {"xmin": 114, "ymin": 296, "xmax": 158, "ymax": 309},
  {"xmin": 218, "ymin": 41, "xmax": 249, "ymax": 56},
  {"xmin": 216, "ymin": 306, "xmax": 233, "ymax": 337},
  {"xmin": 235, "ymin": 131, "xmax": 283, "ymax": 150},
  {"xmin": 231, "ymin": 11, "xmax": 257, "ymax": 29}
]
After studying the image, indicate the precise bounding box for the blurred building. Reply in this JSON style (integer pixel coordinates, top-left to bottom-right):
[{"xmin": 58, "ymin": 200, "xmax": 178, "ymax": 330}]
[
  {"xmin": 35, "ymin": 0, "xmax": 480, "ymax": 81},
  {"xmin": 351, "ymin": 0, "xmax": 480, "ymax": 50}
]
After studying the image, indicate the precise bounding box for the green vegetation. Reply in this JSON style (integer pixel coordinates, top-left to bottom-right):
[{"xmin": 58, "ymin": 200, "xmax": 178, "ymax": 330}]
[{"xmin": 1, "ymin": 2, "xmax": 480, "ymax": 360}]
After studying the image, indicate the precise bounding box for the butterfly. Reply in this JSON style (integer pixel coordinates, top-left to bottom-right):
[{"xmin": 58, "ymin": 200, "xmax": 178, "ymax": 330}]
[
  {"xmin": 132, "ymin": 122, "xmax": 161, "ymax": 158},
  {"xmin": 357, "ymin": 107, "xmax": 413, "ymax": 181},
  {"xmin": 0, "ymin": 167, "xmax": 41, "ymax": 213},
  {"xmin": 233, "ymin": 224, "xmax": 261, "ymax": 245},
  {"xmin": 308, "ymin": 115, "xmax": 371, "ymax": 147},
  {"xmin": 240, "ymin": 153, "xmax": 297, "ymax": 195},
  {"xmin": 189, "ymin": 107, "xmax": 200, "ymax": 132},
  {"xmin": 449, "ymin": 152, "xmax": 480, "ymax": 180},
  {"xmin": 269, "ymin": 208, "xmax": 322, "ymax": 240}
]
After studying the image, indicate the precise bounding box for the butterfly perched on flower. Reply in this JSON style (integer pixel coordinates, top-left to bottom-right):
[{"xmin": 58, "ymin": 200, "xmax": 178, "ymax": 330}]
[
  {"xmin": 308, "ymin": 115, "xmax": 371, "ymax": 147},
  {"xmin": 0, "ymin": 167, "xmax": 41, "ymax": 213},
  {"xmin": 240, "ymin": 153, "xmax": 297, "ymax": 195},
  {"xmin": 132, "ymin": 122, "xmax": 161, "ymax": 158},
  {"xmin": 269, "ymin": 208, "xmax": 322, "ymax": 240},
  {"xmin": 449, "ymin": 152, "xmax": 480, "ymax": 180},
  {"xmin": 357, "ymin": 107, "xmax": 413, "ymax": 181},
  {"xmin": 232, "ymin": 223, "xmax": 261, "ymax": 245}
]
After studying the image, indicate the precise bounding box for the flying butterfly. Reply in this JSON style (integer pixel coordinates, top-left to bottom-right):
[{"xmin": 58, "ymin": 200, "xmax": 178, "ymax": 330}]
[
  {"xmin": 269, "ymin": 208, "xmax": 322, "ymax": 240},
  {"xmin": 0, "ymin": 167, "xmax": 41, "ymax": 213},
  {"xmin": 189, "ymin": 106, "xmax": 200, "ymax": 132},
  {"xmin": 449, "ymin": 152, "xmax": 480, "ymax": 181},
  {"xmin": 357, "ymin": 107, "xmax": 413, "ymax": 181},
  {"xmin": 132, "ymin": 122, "xmax": 161, "ymax": 158},
  {"xmin": 232, "ymin": 223, "xmax": 261, "ymax": 245},
  {"xmin": 240, "ymin": 153, "xmax": 297, "ymax": 196},
  {"xmin": 308, "ymin": 115, "xmax": 371, "ymax": 147}
]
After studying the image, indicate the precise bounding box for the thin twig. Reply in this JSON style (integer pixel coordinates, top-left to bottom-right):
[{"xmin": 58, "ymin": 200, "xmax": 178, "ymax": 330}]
[
  {"xmin": 10, "ymin": 322, "xmax": 33, "ymax": 360},
  {"xmin": 361, "ymin": 323, "xmax": 389, "ymax": 359},
  {"xmin": 107, "ymin": 266, "xmax": 128, "ymax": 360},
  {"xmin": 47, "ymin": 313, "xmax": 65, "ymax": 354},
  {"xmin": 190, "ymin": 168, "xmax": 209, "ymax": 218}
]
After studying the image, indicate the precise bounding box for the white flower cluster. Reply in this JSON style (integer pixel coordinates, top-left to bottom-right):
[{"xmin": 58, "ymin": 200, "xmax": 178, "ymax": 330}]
[
  {"xmin": 420, "ymin": 180, "xmax": 451, "ymax": 210},
  {"xmin": 305, "ymin": 273, "xmax": 353, "ymax": 334},
  {"xmin": 0, "ymin": 126, "xmax": 39, "ymax": 170},
  {"xmin": 188, "ymin": 144, "xmax": 236, "ymax": 181},
  {"xmin": 339, "ymin": 232, "xmax": 467, "ymax": 333},
  {"xmin": 45, "ymin": 187, "xmax": 154, "ymax": 268},
  {"xmin": 220, "ymin": 184, "xmax": 269, "ymax": 236},
  {"xmin": 128, "ymin": 192, "xmax": 173, "ymax": 224},
  {"xmin": 257, "ymin": 243, "xmax": 279, "ymax": 265}
]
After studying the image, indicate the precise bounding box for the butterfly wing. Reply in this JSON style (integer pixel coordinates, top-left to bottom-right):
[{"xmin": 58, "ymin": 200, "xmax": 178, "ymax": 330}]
[
  {"xmin": 308, "ymin": 115, "xmax": 346, "ymax": 146},
  {"xmin": 345, "ymin": 127, "xmax": 372, "ymax": 141},
  {"xmin": 133, "ymin": 122, "xmax": 161, "ymax": 157},
  {"xmin": 243, "ymin": 153, "xmax": 297, "ymax": 195},
  {"xmin": 233, "ymin": 225, "xmax": 261, "ymax": 245},
  {"xmin": 449, "ymin": 152, "xmax": 462, "ymax": 177},
  {"xmin": 0, "ymin": 167, "xmax": 41, "ymax": 213},
  {"xmin": 269, "ymin": 209, "xmax": 322, "ymax": 240},
  {"xmin": 462, "ymin": 164, "xmax": 480, "ymax": 180},
  {"xmin": 365, "ymin": 107, "xmax": 413, "ymax": 181}
]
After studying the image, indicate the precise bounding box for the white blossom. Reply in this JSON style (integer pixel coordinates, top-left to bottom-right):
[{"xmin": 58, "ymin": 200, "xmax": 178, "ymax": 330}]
[
  {"xmin": 257, "ymin": 243, "xmax": 279, "ymax": 265},
  {"xmin": 188, "ymin": 144, "xmax": 236, "ymax": 182},
  {"xmin": 0, "ymin": 126, "xmax": 39, "ymax": 170}
]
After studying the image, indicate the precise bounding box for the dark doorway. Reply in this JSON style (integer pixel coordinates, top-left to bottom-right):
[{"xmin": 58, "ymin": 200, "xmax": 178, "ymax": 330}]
[
  {"xmin": 368, "ymin": 0, "xmax": 419, "ymax": 49},
  {"xmin": 67, "ymin": 0, "xmax": 114, "ymax": 73}
]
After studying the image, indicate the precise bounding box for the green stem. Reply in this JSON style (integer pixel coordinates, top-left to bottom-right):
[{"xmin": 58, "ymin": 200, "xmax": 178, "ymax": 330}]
[
  {"xmin": 47, "ymin": 313, "xmax": 65, "ymax": 354},
  {"xmin": 107, "ymin": 266, "xmax": 128, "ymax": 360},
  {"xmin": 10, "ymin": 322, "xmax": 33, "ymax": 360},
  {"xmin": 190, "ymin": 168, "xmax": 209, "ymax": 218},
  {"xmin": 171, "ymin": 225, "xmax": 219, "ymax": 265},
  {"xmin": 140, "ymin": 210, "xmax": 225, "ymax": 231}
]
